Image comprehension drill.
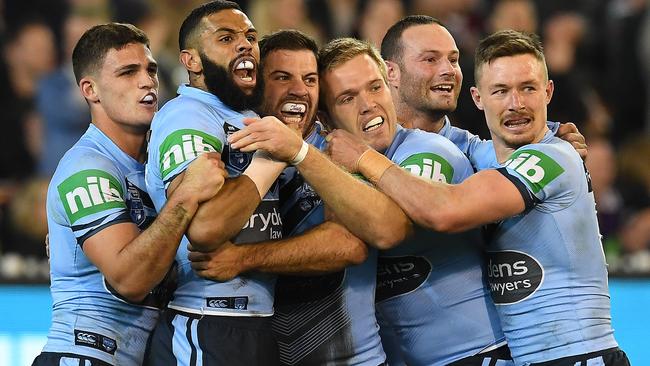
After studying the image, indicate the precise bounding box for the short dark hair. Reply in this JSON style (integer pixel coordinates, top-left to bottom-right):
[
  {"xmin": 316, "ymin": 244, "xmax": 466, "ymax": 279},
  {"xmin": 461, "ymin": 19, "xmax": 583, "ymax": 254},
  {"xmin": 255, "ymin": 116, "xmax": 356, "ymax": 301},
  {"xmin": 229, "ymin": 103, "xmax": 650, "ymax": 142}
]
[
  {"xmin": 178, "ymin": 0, "xmax": 241, "ymax": 51},
  {"xmin": 259, "ymin": 29, "xmax": 319, "ymax": 65},
  {"xmin": 381, "ymin": 15, "xmax": 443, "ymax": 63},
  {"xmin": 474, "ymin": 29, "xmax": 547, "ymax": 85},
  {"xmin": 72, "ymin": 22, "xmax": 149, "ymax": 84}
]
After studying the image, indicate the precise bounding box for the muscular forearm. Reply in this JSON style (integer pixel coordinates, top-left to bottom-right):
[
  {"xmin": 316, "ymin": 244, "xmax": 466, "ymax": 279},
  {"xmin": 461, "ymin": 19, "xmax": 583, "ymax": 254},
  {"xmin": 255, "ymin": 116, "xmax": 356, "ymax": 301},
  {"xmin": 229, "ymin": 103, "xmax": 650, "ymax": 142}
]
[
  {"xmin": 377, "ymin": 166, "xmax": 526, "ymax": 232},
  {"xmin": 297, "ymin": 146, "xmax": 411, "ymax": 249},
  {"xmin": 241, "ymin": 221, "xmax": 368, "ymax": 275},
  {"xmin": 110, "ymin": 192, "xmax": 199, "ymax": 302},
  {"xmin": 186, "ymin": 176, "xmax": 260, "ymax": 251},
  {"xmin": 186, "ymin": 154, "xmax": 286, "ymax": 251}
]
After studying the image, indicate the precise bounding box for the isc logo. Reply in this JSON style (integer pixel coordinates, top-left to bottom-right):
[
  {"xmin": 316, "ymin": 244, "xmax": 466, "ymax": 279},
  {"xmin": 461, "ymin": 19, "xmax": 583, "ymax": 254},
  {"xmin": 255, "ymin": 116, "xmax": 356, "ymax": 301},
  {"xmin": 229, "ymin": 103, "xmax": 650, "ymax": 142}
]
[
  {"xmin": 58, "ymin": 169, "xmax": 125, "ymax": 223},
  {"xmin": 159, "ymin": 129, "xmax": 222, "ymax": 176},
  {"xmin": 400, "ymin": 153, "xmax": 453, "ymax": 183}
]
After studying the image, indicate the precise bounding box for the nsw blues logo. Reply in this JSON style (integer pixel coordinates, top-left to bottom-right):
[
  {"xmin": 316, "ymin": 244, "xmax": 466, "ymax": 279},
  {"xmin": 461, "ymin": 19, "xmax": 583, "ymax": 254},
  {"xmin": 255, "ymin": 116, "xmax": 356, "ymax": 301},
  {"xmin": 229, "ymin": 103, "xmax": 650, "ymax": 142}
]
[
  {"xmin": 224, "ymin": 122, "xmax": 253, "ymax": 173},
  {"xmin": 125, "ymin": 175, "xmax": 156, "ymax": 229}
]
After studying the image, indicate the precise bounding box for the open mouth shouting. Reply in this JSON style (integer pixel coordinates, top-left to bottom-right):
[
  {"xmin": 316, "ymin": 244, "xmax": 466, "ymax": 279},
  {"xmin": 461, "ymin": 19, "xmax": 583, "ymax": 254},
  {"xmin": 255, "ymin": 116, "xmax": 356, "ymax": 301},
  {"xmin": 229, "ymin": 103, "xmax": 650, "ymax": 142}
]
[
  {"xmin": 280, "ymin": 102, "xmax": 308, "ymax": 125},
  {"xmin": 232, "ymin": 56, "xmax": 256, "ymax": 88},
  {"xmin": 362, "ymin": 116, "xmax": 384, "ymax": 132}
]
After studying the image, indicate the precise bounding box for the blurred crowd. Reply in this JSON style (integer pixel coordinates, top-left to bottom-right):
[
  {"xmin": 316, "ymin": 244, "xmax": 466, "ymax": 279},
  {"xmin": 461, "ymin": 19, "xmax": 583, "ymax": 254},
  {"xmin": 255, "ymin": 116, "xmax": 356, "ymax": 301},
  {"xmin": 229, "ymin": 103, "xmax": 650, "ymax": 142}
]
[{"xmin": 0, "ymin": 0, "xmax": 648, "ymax": 281}]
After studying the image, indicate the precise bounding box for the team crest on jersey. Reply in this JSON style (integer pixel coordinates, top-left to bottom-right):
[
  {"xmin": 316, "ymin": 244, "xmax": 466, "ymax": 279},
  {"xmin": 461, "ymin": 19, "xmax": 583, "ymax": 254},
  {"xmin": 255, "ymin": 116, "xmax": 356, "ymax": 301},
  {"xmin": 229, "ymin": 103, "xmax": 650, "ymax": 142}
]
[
  {"xmin": 400, "ymin": 152, "xmax": 454, "ymax": 183},
  {"xmin": 223, "ymin": 122, "xmax": 253, "ymax": 172},
  {"xmin": 486, "ymin": 250, "xmax": 544, "ymax": 305},
  {"xmin": 58, "ymin": 169, "xmax": 124, "ymax": 224},
  {"xmin": 504, "ymin": 150, "xmax": 564, "ymax": 193},
  {"xmin": 125, "ymin": 177, "xmax": 155, "ymax": 228},
  {"xmin": 158, "ymin": 129, "xmax": 222, "ymax": 179}
]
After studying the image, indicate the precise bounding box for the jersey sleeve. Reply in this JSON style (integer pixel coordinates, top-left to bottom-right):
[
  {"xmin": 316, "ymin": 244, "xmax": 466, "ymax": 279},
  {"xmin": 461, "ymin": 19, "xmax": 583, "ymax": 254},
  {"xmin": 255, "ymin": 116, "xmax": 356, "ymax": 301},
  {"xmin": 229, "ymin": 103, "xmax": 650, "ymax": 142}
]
[
  {"xmin": 150, "ymin": 102, "xmax": 226, "ymax": 186},
  {"xmin": 499, "ymin": 142, "xmax": 581, "ymax": 212},
  {"xmin": 52, "ymin": 151, "xmax": 131, "ymax": 246},
  {"xmin": 392, "ymin": 131, "xmax": 474, "ymax": 184},
  {"xmin": 440, "ymin": 125, "xmax": 498, "ymax": 171}
]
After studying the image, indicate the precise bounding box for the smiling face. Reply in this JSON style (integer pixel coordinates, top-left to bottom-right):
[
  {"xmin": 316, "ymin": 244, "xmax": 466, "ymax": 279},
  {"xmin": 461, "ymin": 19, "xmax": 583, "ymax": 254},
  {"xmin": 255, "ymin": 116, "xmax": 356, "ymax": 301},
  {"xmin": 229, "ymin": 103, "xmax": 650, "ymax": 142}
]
[
  {"xmin": 322, "ymin": 53, "xmax": 397, "ymax": 152},
  {"xmin": 260, "ymin": 49, "xmax": 318, "ymax": 134},
  {"xmin": 471, "ymin": 53, "xmax": 553, "ymax": 153},
  {"xmin": 91, "ymin": 42, "xmax": 158, "ymax": 132},
  {"xmin": 197, "ymin": 9, "xmax": 259, "ymax": 96},
  {"xmin": 393, "ymin": 23, "xmax": 462, "ymax": 116}
]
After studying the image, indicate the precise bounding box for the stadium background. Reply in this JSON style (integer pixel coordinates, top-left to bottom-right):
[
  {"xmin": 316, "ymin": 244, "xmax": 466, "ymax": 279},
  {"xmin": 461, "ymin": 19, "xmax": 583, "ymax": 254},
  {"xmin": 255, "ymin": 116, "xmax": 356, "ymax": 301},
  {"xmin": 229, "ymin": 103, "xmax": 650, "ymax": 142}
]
[{"xmin": 0, "ymin": 0, "xmax": 648, "ymax": 364}]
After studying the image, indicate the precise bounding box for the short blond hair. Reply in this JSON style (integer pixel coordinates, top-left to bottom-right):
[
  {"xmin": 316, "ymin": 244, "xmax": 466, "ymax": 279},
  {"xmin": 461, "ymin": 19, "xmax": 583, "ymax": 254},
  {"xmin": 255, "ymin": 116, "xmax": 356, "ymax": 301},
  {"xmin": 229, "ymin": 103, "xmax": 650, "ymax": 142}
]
[{"xmin": 318, "ymin": 37, "xmax": 388, "ymax": 83}]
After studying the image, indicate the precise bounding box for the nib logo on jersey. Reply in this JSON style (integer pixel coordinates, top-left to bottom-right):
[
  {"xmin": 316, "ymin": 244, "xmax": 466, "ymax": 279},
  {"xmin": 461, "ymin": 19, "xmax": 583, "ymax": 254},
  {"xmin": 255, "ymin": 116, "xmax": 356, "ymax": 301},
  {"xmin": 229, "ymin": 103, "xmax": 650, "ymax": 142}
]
[
  {"xmin": 504, "ymin": 149, "xmax": 564, "ymax": 193},
  {"xmin": 58, "ymin": 169, "xmax": 124, "ymax": 223},
  {"xmin": 486, "ymin": 250, "xmax": 544, "ymax": 305},
  {"xmin": 159, "ymin": 129, "xmax": 222, "ymax": 179},
  {"xmin": 400, "ymin": 152, "xmax": 453, "ymax": 183}
]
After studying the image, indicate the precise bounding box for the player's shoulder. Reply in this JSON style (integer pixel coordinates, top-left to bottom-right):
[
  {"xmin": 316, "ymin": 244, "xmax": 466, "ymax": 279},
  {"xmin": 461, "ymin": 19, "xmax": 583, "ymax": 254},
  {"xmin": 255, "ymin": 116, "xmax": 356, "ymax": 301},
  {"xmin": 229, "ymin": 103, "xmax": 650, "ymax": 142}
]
[
  {"xmin": 503, "ymin": 138, "xmax": 582, "ymax": 196},
  {"xmin": 393, "ymin": 128, "xmax": 472, "ymax": 183}
]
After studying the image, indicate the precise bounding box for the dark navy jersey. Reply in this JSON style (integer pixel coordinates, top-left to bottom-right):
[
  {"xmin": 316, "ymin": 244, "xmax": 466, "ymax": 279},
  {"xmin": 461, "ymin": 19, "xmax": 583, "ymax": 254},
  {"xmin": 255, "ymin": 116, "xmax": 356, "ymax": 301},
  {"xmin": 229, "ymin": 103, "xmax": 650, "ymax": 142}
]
[{"xmin": 272, "ymin": 123, "xmax": 385, "ymax": 365}]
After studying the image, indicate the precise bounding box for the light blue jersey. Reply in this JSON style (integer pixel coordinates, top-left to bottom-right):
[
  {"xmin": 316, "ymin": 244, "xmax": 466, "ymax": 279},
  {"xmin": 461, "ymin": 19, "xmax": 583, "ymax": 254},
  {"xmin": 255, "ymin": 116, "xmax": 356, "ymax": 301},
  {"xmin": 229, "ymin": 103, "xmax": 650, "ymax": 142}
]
[
  {"xmin": 271, "ymin": 123, "xmax": 385, "ymax": 366},
  {"xmin": 376, "ymin": 126, "xmax": 507, "ymax": 366},
  {"xmin": 439, "ymin": 116, "xmax": 561, "ymax": 171},
  {"xmin": 487, "ymin": 131, "xmax": 617, "ymax": 365},
  {"xmin": 43, "ymin": 124, "xmax": 167, "ymax": 365},
  {"xmin": 145, "ymin": 85, "xmax": 281, "ymax": 317}
]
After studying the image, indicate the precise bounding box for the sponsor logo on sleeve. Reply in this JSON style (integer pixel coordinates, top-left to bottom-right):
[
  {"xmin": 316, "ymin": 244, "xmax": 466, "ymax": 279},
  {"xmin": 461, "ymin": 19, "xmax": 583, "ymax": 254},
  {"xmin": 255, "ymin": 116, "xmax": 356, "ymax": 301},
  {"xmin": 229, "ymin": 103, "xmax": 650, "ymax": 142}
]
[
  {"xmin": 158, "ymin": 129, "xmax": 223, "ymax": 178},
  {"xmin": 504, "ymin": 150, "xmax": 564, "ymax": 193},
  {"xmin": 400, "ymin": 152, "xmax": 454, "ymax": 183},
  {"xmin": 57, "ymin": 169, "xmax": 124, "ymax": 224},
  {"xmin": 74, "ymin": 329, "xmax": 117, "ymax": 355},
  {"xmin": 206, "ymin": 296, "xmax": 249, "ymax": 310},
  {"xmin": 486, "ymin": 250, "xmax": 544, "ymax": 305},
  {"xmin": 376, "ymin": 256, "xmax": 431, "ymax": 302}
]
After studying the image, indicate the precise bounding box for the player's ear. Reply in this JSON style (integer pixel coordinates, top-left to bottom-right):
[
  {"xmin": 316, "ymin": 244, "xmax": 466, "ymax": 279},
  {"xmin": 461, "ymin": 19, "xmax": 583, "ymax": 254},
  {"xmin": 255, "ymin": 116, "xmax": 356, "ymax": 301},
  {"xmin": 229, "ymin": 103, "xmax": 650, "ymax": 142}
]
[
  {"xmin": 180, "ymin": 49, "xmax": 202, "ymax": 74},
  {"xmin": 470, "ymin": 86, "xmax": 484, "ymax": 111},
  {"xmin": 79, "ymin": 77, "xmax": 99, "ymax": 103},
  {"xmin": 385, "ymin": 60, "xmax": 400, "ymax": 89},
  {"xmin": 545, "ymin": 79, "xmax": 554, "ymax": 105}
]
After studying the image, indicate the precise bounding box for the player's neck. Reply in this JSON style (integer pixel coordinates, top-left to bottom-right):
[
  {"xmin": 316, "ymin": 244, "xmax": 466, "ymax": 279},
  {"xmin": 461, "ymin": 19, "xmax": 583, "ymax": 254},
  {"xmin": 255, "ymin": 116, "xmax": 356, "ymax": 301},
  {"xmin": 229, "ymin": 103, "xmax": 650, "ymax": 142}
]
[
  {"xmin": 92, "ymin": 114, "xmax": 148, "ymax": 162},
  {"xmin": 395, "ymin": 102, "xmax": 446, "ymax": 133}
]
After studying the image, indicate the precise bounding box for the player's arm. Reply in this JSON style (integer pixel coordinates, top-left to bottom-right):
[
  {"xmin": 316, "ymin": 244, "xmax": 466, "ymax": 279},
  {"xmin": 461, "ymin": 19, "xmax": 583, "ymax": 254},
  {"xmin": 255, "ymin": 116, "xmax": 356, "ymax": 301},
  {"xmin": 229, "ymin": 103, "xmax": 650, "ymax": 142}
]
[
  {"xmin": 84, "ymin": 153, "xmax": 226, "ymax": 302},
  {"xmin": 444, "ymin": 121, "xmax": 586, "ymax": 167},
  {"xmin": 188, "ymin": 221, "xmax": 368, "ymax": 281},
  {"xmin": 351, "ymin": 149, "xmax": 526, "ymax": 232},
  {"xmin": 169, "ymin": 149, "xmax": 286, "ymax": 252},
  {"xmin": 229, "ymin": 117, "xmax": 411, "ymax": 249}
]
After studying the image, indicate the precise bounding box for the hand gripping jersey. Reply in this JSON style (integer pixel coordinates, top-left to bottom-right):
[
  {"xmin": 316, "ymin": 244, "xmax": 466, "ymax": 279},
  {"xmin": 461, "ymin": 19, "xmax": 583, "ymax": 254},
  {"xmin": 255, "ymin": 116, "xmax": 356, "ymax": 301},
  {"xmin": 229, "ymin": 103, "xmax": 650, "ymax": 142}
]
[
  {"xmin": 43, "ymin": 124, "xmax": 168, "ymax": 365},
  {"xmin": 487, "ymin": 131, "xmax": 617, "ymax": 364},
  {"xmin": 375, "ymin": 126, "xmax": 507, "ymax": 366},
  {"xmin": 271, "ymin": 122, "xmax": 385, "ymax": 366},
  {"xmin": 145, "ymin": 85, "xmax": 281, "ymax": 316}
]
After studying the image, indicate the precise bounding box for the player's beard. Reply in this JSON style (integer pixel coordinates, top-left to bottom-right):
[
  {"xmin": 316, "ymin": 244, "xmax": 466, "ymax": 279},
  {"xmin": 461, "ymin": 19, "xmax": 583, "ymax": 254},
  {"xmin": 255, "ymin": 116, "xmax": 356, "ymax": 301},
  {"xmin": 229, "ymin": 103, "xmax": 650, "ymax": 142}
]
[{"xmin": 201, "ymin": 52, "xmax": 263, "ymax": 112}]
